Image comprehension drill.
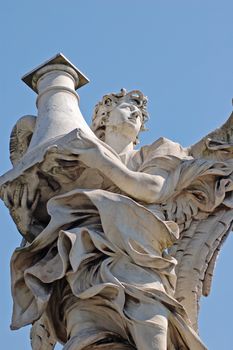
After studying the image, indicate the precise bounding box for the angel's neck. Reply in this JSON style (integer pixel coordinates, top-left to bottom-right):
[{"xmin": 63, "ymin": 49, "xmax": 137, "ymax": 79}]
[{"xmin": 105, "ymin": 131, "xmax": 134, "ymax": 155}]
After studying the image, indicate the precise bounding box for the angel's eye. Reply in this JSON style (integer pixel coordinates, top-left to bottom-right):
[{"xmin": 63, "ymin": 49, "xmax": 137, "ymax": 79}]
[{"xmin": 120, "ymin": 104, "xmax": 131, "ymax": 109}]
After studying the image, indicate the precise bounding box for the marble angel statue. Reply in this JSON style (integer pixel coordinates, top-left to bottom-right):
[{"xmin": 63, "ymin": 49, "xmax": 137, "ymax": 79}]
[{"xmin": 1, "ymin": 55, "xmax": 233, "ymax": 350}]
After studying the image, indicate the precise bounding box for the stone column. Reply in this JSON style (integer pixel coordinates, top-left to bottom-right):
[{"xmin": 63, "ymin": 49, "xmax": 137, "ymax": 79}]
[
  {"xmin": 23, "ymin": 53, "xmax": 95, "ymax": 151},
  {"xmin": 0, "ymin": 53, "xmax": 94, "ymax": 187}
]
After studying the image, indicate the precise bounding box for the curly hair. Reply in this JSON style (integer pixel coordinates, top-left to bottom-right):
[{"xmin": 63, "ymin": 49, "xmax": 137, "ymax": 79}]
[{"xmin": 91, "ymin": 89, "xmax": 149, "ymax": 144}]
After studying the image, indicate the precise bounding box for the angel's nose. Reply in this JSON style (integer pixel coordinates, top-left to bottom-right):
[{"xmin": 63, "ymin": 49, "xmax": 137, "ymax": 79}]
[{"xmin": 130, "ymin": 104, "xmax": 139, "ymax": 112}]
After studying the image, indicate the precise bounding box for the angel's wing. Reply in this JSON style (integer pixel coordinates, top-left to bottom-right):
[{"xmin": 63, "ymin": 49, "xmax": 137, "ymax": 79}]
[
  {"xmin": 9, "ymin": 115, "xmax": 36, "ymax": 165},
  {"xmin": 169, "ymin": 207, "xmax": 233, "ymax": 331},
  {"xmin": 164, "ymin": 110, "xmax": 233, "ymax": 331},
  {"xmin": 190, "ymin": 110, "xmax": 233, "ymax": 161}
]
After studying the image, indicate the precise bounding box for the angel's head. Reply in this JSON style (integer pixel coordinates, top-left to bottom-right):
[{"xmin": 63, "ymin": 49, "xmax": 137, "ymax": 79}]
[{"xmin": 91, "ymin": 89, "xmax": 149, "ymax": 146}]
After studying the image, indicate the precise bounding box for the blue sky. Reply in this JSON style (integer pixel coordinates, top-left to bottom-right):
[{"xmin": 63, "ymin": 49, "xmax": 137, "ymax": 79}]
[{"xmin": 0, "ymin": 1, "xmax": 233, "ymax": 349}]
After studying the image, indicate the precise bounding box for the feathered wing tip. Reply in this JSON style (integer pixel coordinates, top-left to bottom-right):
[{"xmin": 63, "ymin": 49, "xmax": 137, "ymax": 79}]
[
  {"xmin": 190, "ymin": 111, "xmax": 233, "ymax": 160},
  {"xmin": 170, "ymin": 206, "xmax": 233, "ymax": 331},
  {"xmin": 161, "ymin": 138, "xmax": 233, "ymax": 331},
  {"xmin": 9, "ymin": 115, "xmax": 36, "ymax": 166}
]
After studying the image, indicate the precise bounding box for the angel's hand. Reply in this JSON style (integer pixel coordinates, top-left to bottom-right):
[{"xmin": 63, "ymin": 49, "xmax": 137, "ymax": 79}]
[
  {"xmin": 77, "ymin": 140, "xmax": 119, "ymax": 170},
  {"xmin": 69, "ymin": 128, "xmax": 120, "ymax": 168},
  {"xmin": 77, "ymin": 143, "xmax": 103, "ymax": 169},
  {"xmin": 4, "ymin": 183, "xmax": 40, "ymax": 242}
]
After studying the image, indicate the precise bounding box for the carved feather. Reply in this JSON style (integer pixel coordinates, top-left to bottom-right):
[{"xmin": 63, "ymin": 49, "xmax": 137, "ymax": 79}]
[
  {"xmin": 163, "ymin": 108, "xmax": 233, "ymax": 331},
  {"xmin": 190, "ymin": 111, "xmax": 233, "ymax": 160},
  {"xmin": 9, "ymin": 115, "xmax": 36, "ymax": 165},
  {"xmin": 170, "ymin": 209, "xmax": 233, "ymax": 331}
]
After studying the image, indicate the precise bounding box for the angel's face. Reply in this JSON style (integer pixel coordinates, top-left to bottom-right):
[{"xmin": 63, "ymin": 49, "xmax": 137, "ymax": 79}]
[{"xmin": 106, "ymin": 102, "xmax": 142, "ymax": 141}]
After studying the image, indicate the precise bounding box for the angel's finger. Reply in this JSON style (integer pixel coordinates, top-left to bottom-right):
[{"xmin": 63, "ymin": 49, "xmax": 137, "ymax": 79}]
[
  {"xmin": 31, "ymin": 190, "xmax": 40, "ymax": 212},
  {"xmin": 21, "ymin": 185, "xmax": 28, "ymax": 208},
  {"xmin": 56, "ymin": 154, "xmax": 80, "ymax": 167},
  {"xmin": 13, "ymin": 184, "xmax": 22, "ymax": 208},
  {"xmin": 3, "ymin": 189, "xmax": 12, "ymax": 208},
  {"xmin": 27, "ymin": 177, "xmax": 39, "ymax": 203},
  {"xmin": 58, "ymin": 153, "xmax": 79, "ymax": 161}
]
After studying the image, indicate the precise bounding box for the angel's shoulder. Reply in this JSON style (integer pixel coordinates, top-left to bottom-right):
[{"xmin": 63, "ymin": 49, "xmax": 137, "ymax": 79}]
[
  {"xmin": 140, "ymin": 137, "xmax": 188, "ymax": 160},
  {"xmin": 127, "ymin": 137, "xmax": 188, "ymax": 173}
]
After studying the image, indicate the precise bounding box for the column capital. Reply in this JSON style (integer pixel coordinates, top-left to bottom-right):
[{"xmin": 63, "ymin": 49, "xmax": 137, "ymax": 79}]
[{"xmin": 22, "ymin": 53, "xmax": 89, "ymax": 93}]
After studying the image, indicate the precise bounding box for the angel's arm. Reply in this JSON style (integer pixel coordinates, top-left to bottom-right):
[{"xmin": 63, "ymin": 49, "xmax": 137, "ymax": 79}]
[
  {"xmin": 72, "ymin": 134, "xmax": 167, "ymax": 203},
  {"xmin": 78, "ymin": 143, "xmax": 167, "ymax": 204}
]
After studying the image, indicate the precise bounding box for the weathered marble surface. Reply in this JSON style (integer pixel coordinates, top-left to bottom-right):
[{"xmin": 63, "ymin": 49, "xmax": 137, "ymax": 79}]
[{"xmin": 1, "ymin": 54, "xmax": 233, "ymax": 350}]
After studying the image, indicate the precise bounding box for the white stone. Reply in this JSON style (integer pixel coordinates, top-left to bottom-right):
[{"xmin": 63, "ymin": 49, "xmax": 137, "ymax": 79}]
[{"xmin": 1, "ymin": 55, "xmax": 233, "ymax": 350}]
